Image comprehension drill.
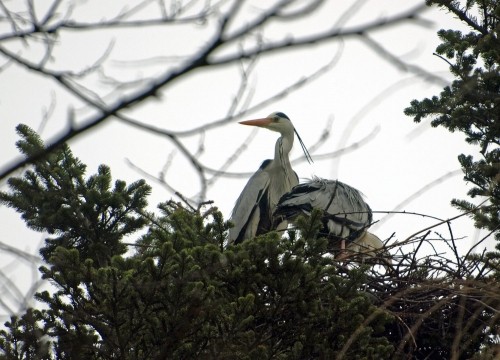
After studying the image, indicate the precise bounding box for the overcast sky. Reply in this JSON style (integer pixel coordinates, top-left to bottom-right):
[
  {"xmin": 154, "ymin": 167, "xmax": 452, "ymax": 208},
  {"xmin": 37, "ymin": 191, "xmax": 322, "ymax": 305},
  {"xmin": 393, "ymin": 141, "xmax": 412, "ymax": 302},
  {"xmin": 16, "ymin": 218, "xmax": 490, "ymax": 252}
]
[{"xmin": 0, "ymin": 0, "xmax": 493, "ymax": 320}]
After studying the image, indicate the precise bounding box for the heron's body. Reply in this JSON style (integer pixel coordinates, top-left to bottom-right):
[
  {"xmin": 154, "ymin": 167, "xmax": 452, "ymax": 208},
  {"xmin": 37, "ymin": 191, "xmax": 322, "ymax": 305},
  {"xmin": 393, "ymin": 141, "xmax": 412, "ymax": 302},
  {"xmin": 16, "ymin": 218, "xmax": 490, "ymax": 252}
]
[
  {"xmin": 345, "ymin": 231, "xmax": 384, "ymax": 259},
  {"xmin": 274, "ymin": 177, "xmax": 373, "ymax": 247},
  {"xmin": 228, "ymin": 112, "xmax": 311, "ymax": 245},
  {"xmin": 227, "ymin": 112, "xmax": 387, "ymax": 262}
]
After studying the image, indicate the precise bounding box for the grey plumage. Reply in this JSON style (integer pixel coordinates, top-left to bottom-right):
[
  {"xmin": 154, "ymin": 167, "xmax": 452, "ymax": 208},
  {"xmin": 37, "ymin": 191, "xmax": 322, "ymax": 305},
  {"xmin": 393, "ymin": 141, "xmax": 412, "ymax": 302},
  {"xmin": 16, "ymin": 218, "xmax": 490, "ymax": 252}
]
[
  {"xmin": 274, "ymin": 177, "xmax": 373, "ymax": 244},
  {"xmin": 228, "ymin": 112, "xmax": 312, "ymax": 245}
]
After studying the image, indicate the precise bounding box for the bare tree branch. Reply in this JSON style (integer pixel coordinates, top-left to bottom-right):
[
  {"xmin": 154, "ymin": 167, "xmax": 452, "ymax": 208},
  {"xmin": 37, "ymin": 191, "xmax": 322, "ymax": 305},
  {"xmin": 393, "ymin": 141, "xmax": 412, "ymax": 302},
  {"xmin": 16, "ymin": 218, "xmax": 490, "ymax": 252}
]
[{"xmin": 0, "ymin": 1, "xmax": 436, "ymax": 184}]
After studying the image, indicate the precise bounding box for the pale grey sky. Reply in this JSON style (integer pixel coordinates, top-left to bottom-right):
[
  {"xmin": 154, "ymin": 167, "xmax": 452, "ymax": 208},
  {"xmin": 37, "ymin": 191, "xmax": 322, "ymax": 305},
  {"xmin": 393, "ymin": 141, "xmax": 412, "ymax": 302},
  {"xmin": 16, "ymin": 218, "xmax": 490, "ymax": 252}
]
[{"xmin": 0, "ymin": 0, "xmax": 492, "ymax": 320}]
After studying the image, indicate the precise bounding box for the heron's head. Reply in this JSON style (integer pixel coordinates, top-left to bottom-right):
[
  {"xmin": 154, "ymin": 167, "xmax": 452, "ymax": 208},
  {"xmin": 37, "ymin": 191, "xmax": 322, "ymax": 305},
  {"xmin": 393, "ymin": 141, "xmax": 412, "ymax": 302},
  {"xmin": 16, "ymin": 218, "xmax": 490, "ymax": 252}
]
[
  {"xmin": 239, "ymin": 112, "xmax": 293, "ymax": 134},
  {"xmin": 239, "ymin": 111, "xmax": 314, "ymax": 164}
]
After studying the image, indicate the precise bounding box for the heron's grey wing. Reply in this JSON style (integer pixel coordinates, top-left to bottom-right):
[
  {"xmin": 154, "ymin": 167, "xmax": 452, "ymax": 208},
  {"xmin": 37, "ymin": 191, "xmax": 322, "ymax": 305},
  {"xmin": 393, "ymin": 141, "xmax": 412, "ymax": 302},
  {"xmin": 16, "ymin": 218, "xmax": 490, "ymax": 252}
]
[
  {"xmin": 274, "ymin": 180, "xmax": 324, "ymax": 218},
  {"xmin": 320, "ymin": 181, "xmax": 372, "ymax": 238},
  {"xmin": 228, "ymin": 161, "xmax": 271, "ymax": 244},
  {"xmin": 275, "ymin": 178, "xmax": 372, "ymax": 240}
]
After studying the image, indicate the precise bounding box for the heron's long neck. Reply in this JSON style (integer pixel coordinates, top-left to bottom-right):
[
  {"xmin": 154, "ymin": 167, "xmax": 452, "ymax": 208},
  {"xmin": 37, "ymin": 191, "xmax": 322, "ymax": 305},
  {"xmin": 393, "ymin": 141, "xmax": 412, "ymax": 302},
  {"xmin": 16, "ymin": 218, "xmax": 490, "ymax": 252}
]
[
  {"xmin": 268, "ymin": 132, "xmax": 296, "ymax": 211},
  {"xmin": 274, "ymin": 133, "xmax": 294, "ymax": 169}
]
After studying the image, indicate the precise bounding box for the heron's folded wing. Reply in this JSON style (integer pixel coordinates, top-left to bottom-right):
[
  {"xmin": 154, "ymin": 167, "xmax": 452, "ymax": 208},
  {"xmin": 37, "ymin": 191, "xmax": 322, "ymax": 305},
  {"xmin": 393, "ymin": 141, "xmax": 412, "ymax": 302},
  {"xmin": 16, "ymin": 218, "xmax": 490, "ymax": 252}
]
[
  {"xmin": 275, "ymin": 179, "xmax": 372, "ymax": 239},
  {"xmin": 323, "ymin": 182, "xmax": 372, "ymax": 227},
  {"xmin": 228, "ymin": 163, "xmax": 271, "ymax": 243},
  {"xmin": 274, "ymin": 181, "xmax": 323, "ymax": 217}
]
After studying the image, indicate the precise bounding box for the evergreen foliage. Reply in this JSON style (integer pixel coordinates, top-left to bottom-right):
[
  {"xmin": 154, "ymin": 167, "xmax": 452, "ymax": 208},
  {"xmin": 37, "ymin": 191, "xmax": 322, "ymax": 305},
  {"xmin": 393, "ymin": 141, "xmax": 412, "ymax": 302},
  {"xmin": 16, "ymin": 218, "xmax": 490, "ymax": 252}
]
[
  {"xmin": 401, "ymin": 2, "xmax": 500, "ymax": 357},
  {"xmin": 0, "ymin": 127, "xmax": 394, "ymax": 359},
  {"xmin": 404, "ymin": 0, "xmax": 500, "ymax": 244},
  {"xmin": 0, "ymin": 125, "xmax": 151, "ymax": 266},
  {"xmin": 1, "ymin": 126, "xmax": 498, "ymax": 359},
  {"xmin": 1, "ymin": 2, "xmax": 499, "ymax": 357}
]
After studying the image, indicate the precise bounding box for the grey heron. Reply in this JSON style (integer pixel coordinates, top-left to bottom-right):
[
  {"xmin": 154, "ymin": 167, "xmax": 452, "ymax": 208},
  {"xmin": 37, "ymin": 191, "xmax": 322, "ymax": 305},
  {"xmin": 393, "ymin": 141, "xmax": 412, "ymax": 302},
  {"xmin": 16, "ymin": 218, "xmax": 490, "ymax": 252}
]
[
  {"xmin": 227, "ymin": 112, "xmax": 312, "ymax": 245},
  {"xmin": 273, "ymin": 177, "xmax": 375, "ymax": 253}
]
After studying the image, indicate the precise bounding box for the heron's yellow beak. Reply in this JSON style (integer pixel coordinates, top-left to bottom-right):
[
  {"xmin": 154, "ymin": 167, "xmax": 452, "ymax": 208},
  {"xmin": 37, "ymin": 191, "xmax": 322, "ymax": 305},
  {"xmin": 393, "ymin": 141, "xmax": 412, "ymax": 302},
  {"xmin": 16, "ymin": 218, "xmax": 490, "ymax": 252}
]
[{"xmin": 239, "ymin": 118, "xmax": 272, "ymax": 127}]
